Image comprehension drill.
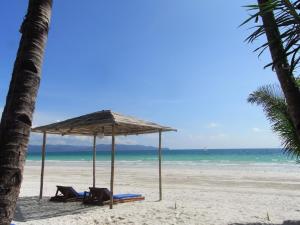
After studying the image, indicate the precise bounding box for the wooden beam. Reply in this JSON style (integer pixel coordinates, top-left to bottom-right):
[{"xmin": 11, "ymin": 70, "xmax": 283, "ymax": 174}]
[
  {"xmin": 93, "ymin": 134, "xmax": 97, "ymax": 188},
  {"xmin": 158, "ymin": 130, "xmax": 162, "ymax": 201},
  {"xmin": 39, "ymin": 132, "xmax": 47, "ymax": 199},
  {"xmin": 110, "ymin": 125, "xmax": 115, "ymax": 209}
]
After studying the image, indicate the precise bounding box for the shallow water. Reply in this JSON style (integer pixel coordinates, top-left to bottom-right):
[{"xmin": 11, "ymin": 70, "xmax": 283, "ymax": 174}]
[{"xmin": 26, "ymin": 148, "xmax": 296, "ymax": 165}]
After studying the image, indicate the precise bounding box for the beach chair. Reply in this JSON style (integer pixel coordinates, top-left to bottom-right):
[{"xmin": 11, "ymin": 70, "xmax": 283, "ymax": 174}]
[
  {"xmin": 83, "ymin": 187, "xmax": 145, "ymax": 205},
  {"xmin": 50, "ymin": 185, "xmax": 87, "ymax": 202},
  {"xmin": 83, "ymin": 187, "xmax": 110, "ymax": 205}
]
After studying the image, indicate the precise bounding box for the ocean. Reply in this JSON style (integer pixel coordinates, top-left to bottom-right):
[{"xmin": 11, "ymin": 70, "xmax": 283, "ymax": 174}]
[{"xmin": 26, "ymin": 148, "xmax": 296, "ymax": 165}]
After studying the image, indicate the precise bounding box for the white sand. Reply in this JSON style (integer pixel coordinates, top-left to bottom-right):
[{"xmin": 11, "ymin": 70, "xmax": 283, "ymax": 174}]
[{"xmin": 13, "ymin": 161, "xmax": 300, "ymax": 225}]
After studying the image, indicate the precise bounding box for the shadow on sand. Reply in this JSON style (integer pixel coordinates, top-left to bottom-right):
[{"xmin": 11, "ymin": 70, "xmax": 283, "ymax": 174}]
[
  {"xmin": 230, "ymin": 221, "xmax": 300, "ymax": 225},
  {"xmin": 14, "ymin": 196, "xmax": 97, "ymax": 222},
  {"xmin": 14, "ymin": 197, "xmax": 300, "ymax": 224}
]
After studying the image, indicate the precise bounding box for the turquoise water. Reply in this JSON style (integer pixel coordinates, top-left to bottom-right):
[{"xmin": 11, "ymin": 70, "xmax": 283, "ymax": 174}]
[{"xmin": 26, "ymin": 148, "xmax": 295, "ymax": 164}]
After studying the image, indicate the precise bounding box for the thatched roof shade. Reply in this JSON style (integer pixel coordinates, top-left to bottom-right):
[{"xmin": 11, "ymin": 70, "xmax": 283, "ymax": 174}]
[{"xmin": 32, "ymin": 110, "xmax": 176, "ymax": 136}]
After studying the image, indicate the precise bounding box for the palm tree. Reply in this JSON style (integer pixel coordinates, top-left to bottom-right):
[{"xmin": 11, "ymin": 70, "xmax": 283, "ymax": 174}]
[
  {"xmin": 248, "ymin": 84, "xmax": 300, "ymax": 160},
  {"xmin": 243, "ymin": 0, "xmax": 300, "ymax": 145},
  {"xmin": 0, "ymin": 0, "xmax": 53, "ymax": 224},
  {"xmin": 242, "ymin": 0, "xmax": 300, "ymax": 71}
]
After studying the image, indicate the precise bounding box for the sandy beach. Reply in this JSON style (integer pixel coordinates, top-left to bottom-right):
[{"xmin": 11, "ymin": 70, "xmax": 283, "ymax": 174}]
[
  {"xmin": 12, "ymin": 161, "xmax": 300, "ymax": 225},
  {"xmin": 3, "ymin": 0, "xmax": 300, "ymax": 224}
]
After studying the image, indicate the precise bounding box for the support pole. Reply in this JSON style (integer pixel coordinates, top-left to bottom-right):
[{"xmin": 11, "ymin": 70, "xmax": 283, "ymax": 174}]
[
  {"xmin": 158, "ymin": 130, "xmax": 162, "ymax": 201},
  {"xmin": 93, "ymin": 134, "xmax": 97, "ymax": 188},
  {"xmin": 110, "ymin": 125, "xmax": 115, "ymax": 209},
  {"xmin": 39, "ymin": 132, "xmax": 47, "ymax": 200}
]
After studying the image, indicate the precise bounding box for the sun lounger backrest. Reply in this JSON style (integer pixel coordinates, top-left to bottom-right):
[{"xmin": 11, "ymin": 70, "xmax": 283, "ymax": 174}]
[
  {"xmin": 89, "ymin": 187, "xmax": 111, "ymax": 201},
  {"xmin": 57, "ymin": 186, "xmax": 79, "ymax": 198}
]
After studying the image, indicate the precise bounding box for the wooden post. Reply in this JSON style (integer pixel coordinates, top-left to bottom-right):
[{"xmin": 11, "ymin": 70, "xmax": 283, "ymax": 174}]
[
  {"xmin": 110, "ymin": 125, "xmax": 115, "ymax": 209},
  {"xmin": 93, "ymin": 134, "xmax": 97, "ymax": 188},
  {"xmin": 39, "ymin": 132, "xmax": 47, "ymax": 200},
  {"xmin": 158, "ymin": 130, "xmax": 162, "ymax": 201}
]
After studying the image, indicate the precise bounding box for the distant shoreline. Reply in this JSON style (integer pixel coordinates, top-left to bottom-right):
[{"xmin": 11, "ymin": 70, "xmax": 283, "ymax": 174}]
[
  {"xmin": 28, "ymin": 144, "xmax": 170, "ymax": 153},
  {"xmin": 28, "ymin": 144, "xmax": 282, "ymax": 153}
]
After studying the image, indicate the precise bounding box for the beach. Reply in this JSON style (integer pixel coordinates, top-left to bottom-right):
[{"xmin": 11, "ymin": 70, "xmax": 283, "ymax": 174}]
[{"xmin": 14, "ymin": 159, "xmax": 300, "ymax": 225}]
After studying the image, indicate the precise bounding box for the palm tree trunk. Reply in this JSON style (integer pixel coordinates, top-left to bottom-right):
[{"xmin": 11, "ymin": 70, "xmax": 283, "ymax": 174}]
[
  {"xmin": 0, "ymin": 0, "xmax": 52, "ymax": 224},
  {"xmin": 258, "ymin": 0, "xmax": 300, "ymax": 141}
]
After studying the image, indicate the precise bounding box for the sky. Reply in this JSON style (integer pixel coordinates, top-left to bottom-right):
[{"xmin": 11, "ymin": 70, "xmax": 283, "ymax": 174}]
[{"xmin": 0, "ymin": 1, "xmax": 281, "ymax": 149}]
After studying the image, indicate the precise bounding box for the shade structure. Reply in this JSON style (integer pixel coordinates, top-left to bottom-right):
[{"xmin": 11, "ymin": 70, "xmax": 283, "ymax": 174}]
[
  {"xmin": 32, "ymin": 110, "xmax": 176, "ymax": 209},
  {"xmin": 32, "ymin": 110, "xmax": 176, "ymax": 136}
]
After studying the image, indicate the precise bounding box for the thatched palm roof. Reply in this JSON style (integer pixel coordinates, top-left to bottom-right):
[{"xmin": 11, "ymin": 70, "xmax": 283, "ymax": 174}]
[{"xmin": 32, "ymin": 110, "xmax": 176, "ymax": 136}]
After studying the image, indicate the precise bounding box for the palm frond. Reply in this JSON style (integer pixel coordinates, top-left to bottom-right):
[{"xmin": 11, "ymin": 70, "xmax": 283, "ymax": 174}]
[
  {"xmin": 248, "ymin": 84, "xmax": 300, "ymax": 160},
  {"xmin": 242, "ymin": 0, "xmax": 300, "ymax": 76}
]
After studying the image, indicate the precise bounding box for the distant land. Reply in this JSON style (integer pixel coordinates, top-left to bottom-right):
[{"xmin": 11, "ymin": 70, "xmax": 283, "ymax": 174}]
[{"xmin": 28, "ymin": 144, "xmax": 169, "ymax": 153}]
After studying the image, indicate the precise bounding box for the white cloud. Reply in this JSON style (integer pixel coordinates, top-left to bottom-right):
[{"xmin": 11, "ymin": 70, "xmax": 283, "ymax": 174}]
[
  {"xmin": 209, "ymin": 133, "xmax": 227, "ymax": 140},
  {"xmin": 32, "ymin": 111, "xmax": 64, "ymax": 127},
  {"xmin": 162, "ymin": 128, "xmax": 281, "ymax": 149},
  {"xmin": 29, "ymin": 127, "xmax": 281, "ymax": 149},
  {"xmin": 30, "ymin": 133, "xmax": 93, "ymax": 146},
  {"xmin": 252, "ymin": 127, "xmax": 263, "ymax": 133},
  {"xmin": 207, "ymin": 122, "xmax": 219, "ymax": 128},
  {"xmin": 29, "ymin": 133, "xmax": 145, "ymax": 146},
  {"xmin": 27, "ymin": 110, "xmax": 281, "ymax": 149}
]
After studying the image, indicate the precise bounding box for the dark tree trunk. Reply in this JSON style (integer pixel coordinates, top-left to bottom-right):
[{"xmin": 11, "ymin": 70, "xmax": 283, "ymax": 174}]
[
  {"xmin": 0, "ymin": 0, "xmax": 52, "ymax": 224},
  {"xmin": 258, "ymin": 0, "xmax": 300, "ymax": 141}
]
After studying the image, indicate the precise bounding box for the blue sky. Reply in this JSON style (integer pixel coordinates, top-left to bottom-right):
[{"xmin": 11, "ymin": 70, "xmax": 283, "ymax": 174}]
[{"xmin": 0, "ymin": 1, "xmax": 281, "ymax": 149}]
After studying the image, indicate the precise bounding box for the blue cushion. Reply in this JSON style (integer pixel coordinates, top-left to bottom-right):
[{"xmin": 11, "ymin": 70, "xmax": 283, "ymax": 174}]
[
  {"xmin": 113, "ymin": 194, "xmax": 142, "ymax": 199},
  {"xmin": 78, "ymin": 192, "xmax": 89, "ymax": 196}
]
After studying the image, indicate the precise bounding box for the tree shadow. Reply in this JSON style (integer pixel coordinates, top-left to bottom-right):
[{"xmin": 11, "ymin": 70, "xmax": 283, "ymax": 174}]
[
  {"xmin": 14, "ymin": 196, "xmax": 97, "ymax": 222},
  {"xmin": 230, "ymin": 221, "xmax": 300, "ymax": 225}
]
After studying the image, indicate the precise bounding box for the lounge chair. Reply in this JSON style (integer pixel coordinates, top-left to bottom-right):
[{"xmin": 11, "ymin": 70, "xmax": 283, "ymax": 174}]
[
  {"xmin": 83, "ymin": 187, "xmax": 145, "ymax": 205},
  {"xmin": 50, "ymin": 185, "xmax": 87, "ymax": 202},
  {"xmin": 83, "ymin": 187, "xmax": 110, "ymax": 205}
]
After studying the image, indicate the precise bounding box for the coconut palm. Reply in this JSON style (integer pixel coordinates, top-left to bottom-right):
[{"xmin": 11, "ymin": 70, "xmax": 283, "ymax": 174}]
[
  {"xmin": 242, "ymin": 0, "xmax": 300, "ymax": 72},
  {"xmin": 248, "ymin": 84, "xmax": 300, "ymax": 160},
  {"xmin": 243, "ymin": 0, "xmax": 300, "ymax": 147},
  {"xmin": 0, "ymin": 0, "xmax": 52, "ymax": 224}
]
